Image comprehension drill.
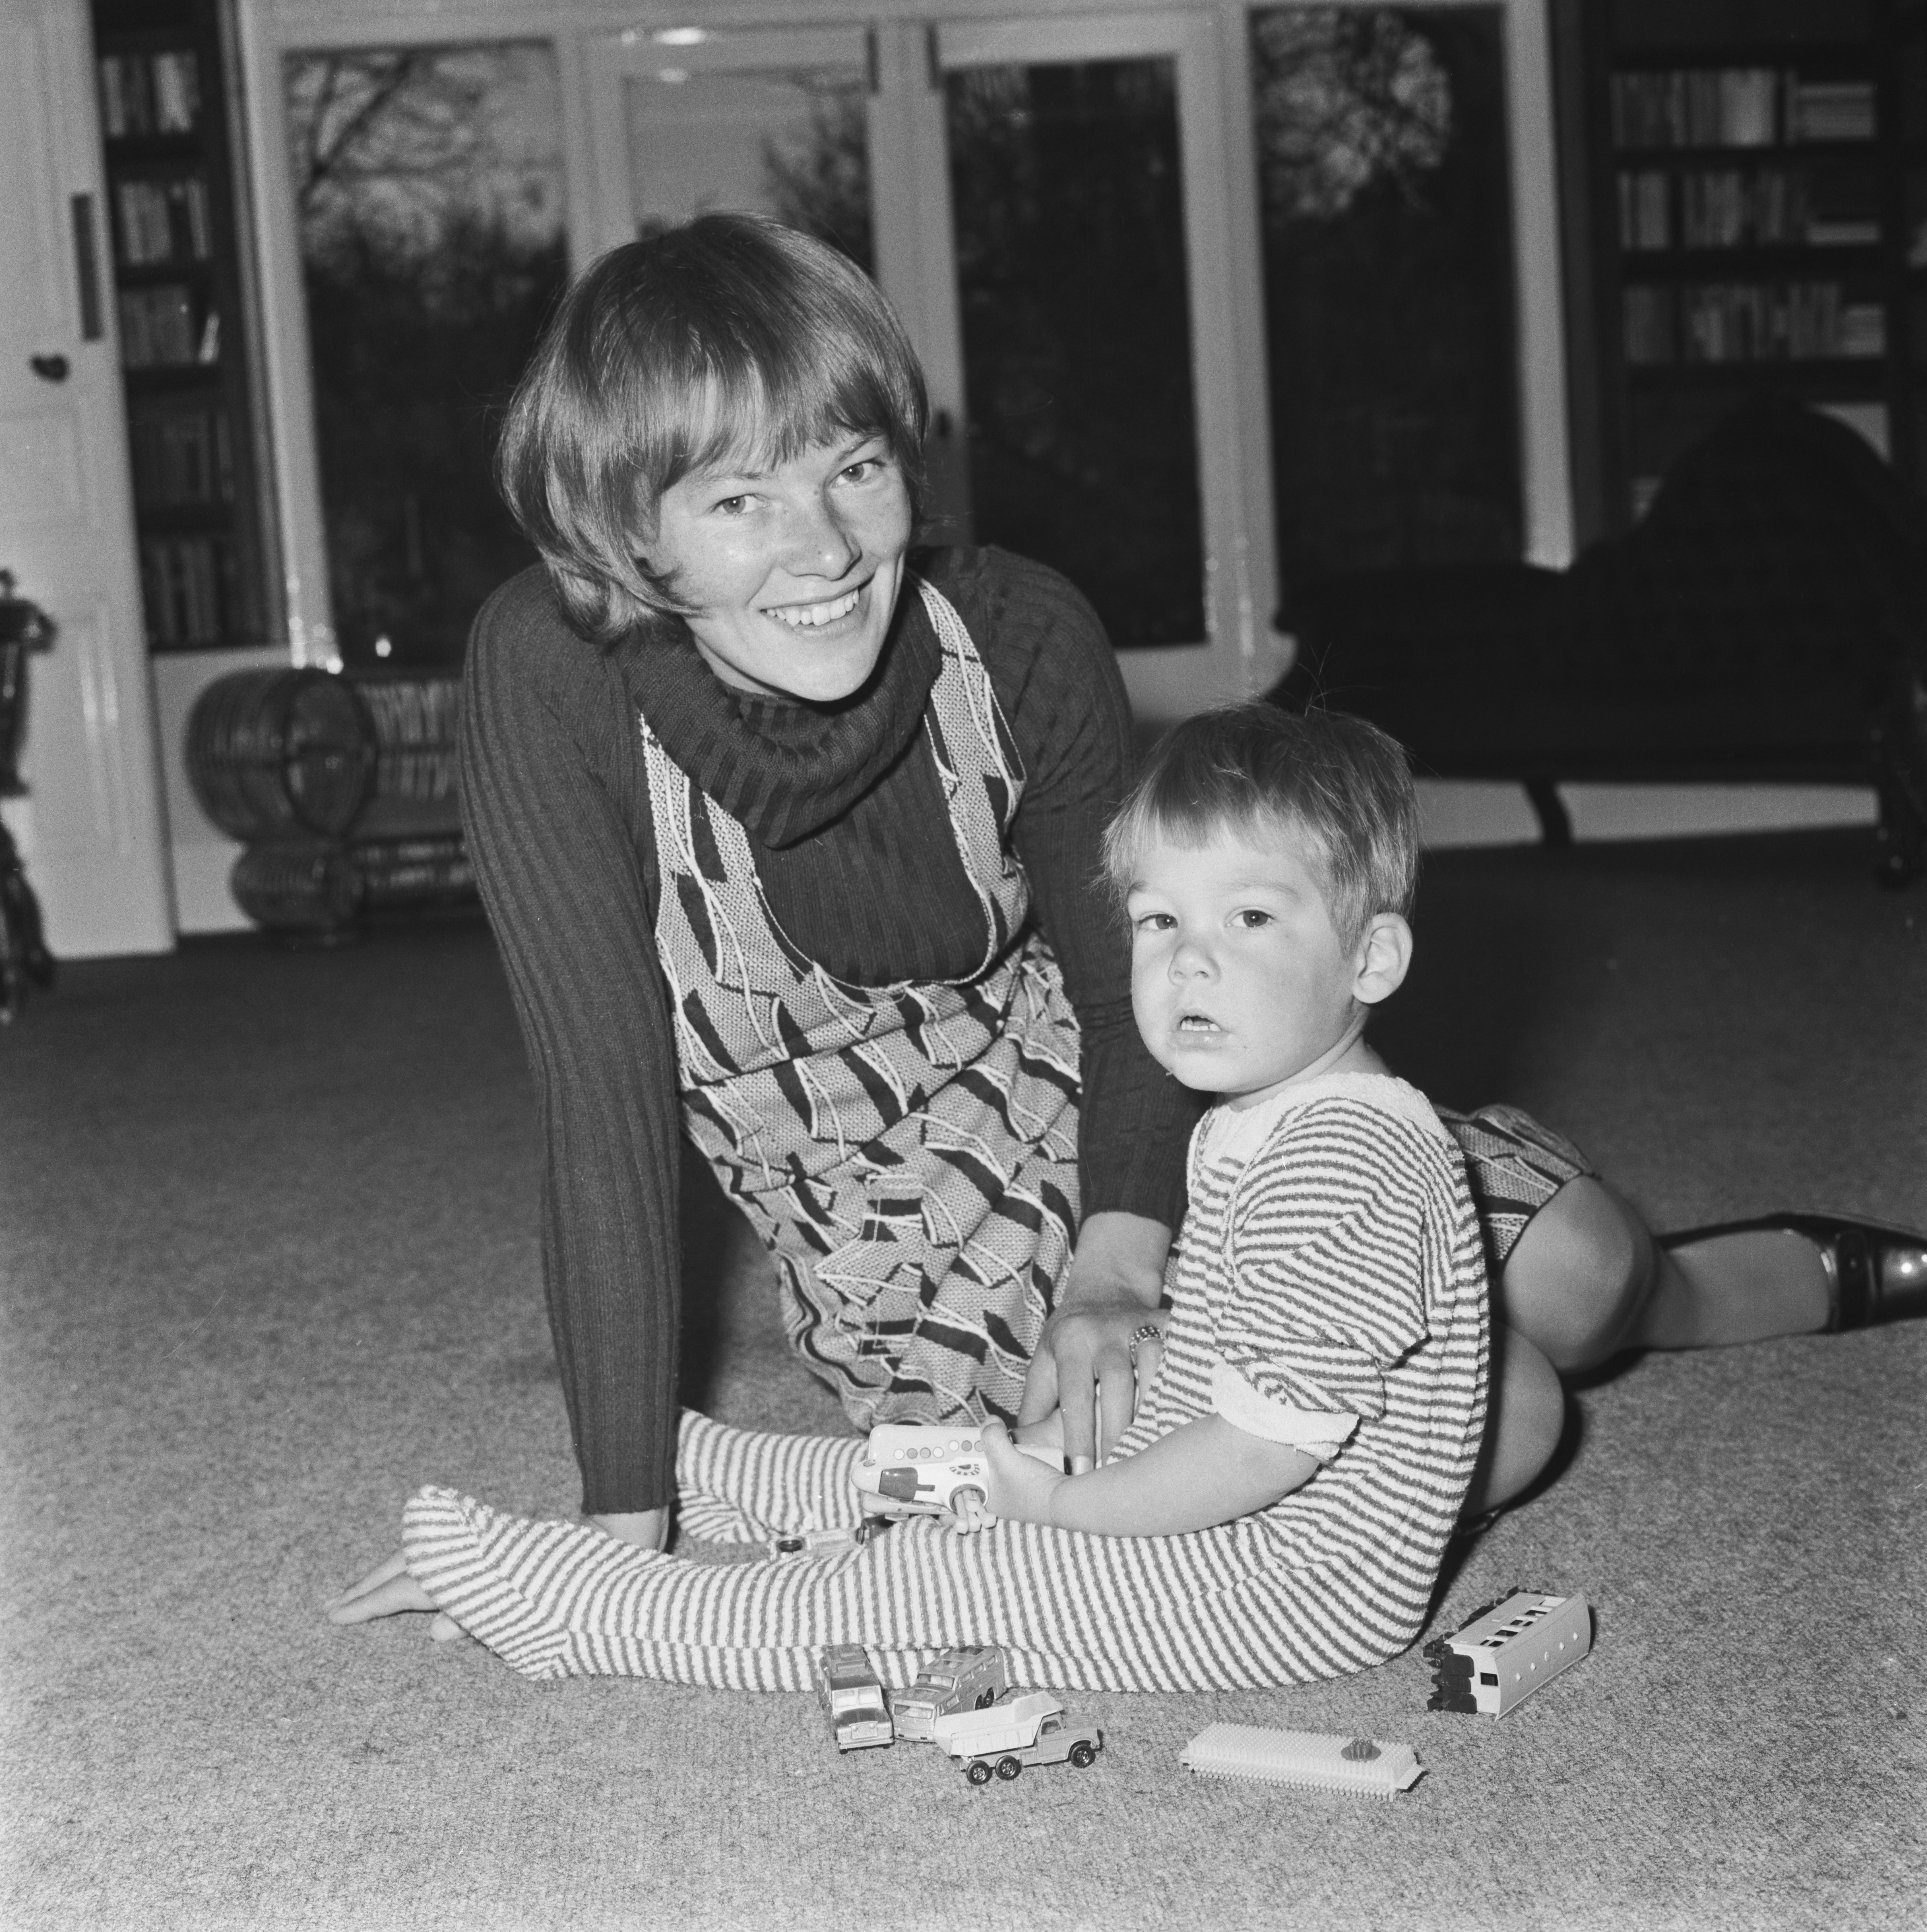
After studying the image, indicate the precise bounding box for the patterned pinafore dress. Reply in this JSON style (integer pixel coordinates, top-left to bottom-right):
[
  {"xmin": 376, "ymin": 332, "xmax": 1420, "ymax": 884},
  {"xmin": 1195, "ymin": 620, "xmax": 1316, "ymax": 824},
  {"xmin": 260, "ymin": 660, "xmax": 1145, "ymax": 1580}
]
[{"xmin": 641, "ymin": 577, "xmax": 1080, "ymax": 1430}]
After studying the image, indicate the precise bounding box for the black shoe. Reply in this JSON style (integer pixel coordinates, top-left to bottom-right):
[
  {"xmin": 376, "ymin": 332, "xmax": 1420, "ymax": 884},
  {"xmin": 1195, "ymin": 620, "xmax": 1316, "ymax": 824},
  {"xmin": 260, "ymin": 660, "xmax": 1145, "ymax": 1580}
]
[{"xmin": 1660, "ymin": 1213, "xmax": 1927, "ymax": 1331}]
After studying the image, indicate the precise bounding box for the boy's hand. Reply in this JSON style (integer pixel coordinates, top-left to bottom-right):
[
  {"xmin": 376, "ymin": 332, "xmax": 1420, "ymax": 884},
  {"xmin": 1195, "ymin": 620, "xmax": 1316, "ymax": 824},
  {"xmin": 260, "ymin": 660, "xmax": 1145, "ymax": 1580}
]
[{"xmin": 972, "ymin": 1417, "xmax": 1068, "ymax": 1529}]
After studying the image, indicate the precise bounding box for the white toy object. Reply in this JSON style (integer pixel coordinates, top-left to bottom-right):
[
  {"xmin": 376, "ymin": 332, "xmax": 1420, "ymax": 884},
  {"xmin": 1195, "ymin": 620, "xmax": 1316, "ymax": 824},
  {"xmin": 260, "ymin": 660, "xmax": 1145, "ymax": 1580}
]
[
  {"xmin": 1179, "ymin": 1724, "xmax": 1424, "ymax": 1797},
  {"xmin": 932, "ymin": 1689, "xmax": 1101, "ymax": 1783},
  {"xmin": 1425, "ymin": 1588, "xmax": 1593, "ymax": 1717},
  {"xmin": 853, "ymin": 1422, "xmax": 1058, "ymax": 1520}
]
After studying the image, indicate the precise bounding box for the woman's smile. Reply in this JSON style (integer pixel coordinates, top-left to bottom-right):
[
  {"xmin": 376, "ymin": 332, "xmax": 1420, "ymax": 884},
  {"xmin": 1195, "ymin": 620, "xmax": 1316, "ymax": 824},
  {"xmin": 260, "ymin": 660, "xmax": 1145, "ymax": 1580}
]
[{"xmin": 649, "ymin": 431, "xmax": 913, "ymax": 703}]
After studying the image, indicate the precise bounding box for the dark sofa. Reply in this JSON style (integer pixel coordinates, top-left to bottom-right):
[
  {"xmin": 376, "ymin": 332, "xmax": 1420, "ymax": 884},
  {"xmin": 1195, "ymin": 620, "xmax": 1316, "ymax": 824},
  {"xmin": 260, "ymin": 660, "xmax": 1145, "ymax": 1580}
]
[{"xmin": 1271, "ymin": 396, "xmax": 1927, "ymax": 883}]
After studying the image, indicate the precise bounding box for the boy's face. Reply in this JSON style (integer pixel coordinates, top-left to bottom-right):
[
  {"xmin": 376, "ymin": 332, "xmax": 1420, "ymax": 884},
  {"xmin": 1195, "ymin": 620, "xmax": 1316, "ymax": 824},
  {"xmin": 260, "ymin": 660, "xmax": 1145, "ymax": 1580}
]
[{"xmin": 1125, "ymin": 821, "xmax": 1394, "ymax": 1110}]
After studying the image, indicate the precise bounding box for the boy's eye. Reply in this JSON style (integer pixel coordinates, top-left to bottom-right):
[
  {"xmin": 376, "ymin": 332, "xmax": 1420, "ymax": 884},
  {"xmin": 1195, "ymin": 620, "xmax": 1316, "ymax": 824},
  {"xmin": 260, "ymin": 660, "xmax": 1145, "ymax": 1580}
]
[
  {"xmin": 1132, "ymin": 911, "xmax": 1175, "ymax": 933},
  {"xmin": 1233, "ymin": 909, "xmax": 1274, "ymax": 929}
]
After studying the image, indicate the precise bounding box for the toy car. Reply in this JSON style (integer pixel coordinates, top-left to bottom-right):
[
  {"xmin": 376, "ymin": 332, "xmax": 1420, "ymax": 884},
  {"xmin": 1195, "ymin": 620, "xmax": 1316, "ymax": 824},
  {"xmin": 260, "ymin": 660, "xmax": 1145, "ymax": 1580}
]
[
  {"xmin": 770, "ymin": 1521, "xmax": 888, "ymax": 1557},
  {"xmin": 891, "ymin": 1645, "xmax": 1010, "ymax": 1740},
  {"xmin": 931, "ymin": 1688, "xmax": 1104, "ymax": 1783},
  {"xmin": 815, "ymin": 1643, "xmax": 893, "ymax": 1752},
  {"xmin": 853, "ymin": 1422, "xmax": 1059, "ymax": 1521}
]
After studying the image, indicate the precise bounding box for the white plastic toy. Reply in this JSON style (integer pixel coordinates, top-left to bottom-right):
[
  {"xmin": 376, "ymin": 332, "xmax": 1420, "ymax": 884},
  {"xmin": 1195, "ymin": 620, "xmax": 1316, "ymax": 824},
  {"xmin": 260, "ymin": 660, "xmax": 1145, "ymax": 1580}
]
[
  {"xmin": 1424, "ymin": 1588, "xmax": 1593, "ymax": 1717},
  {"xmin": 1179, "ymin": 1725, "xmax": 1424, "ymax": 1797},
  {"xmin": 931, "ymin": 1688, "xmax": 1101, "ymax": 1784},
  {"xmin": 853, "ymin": 1422, "xmax": 1058, "ymax": 1521}
]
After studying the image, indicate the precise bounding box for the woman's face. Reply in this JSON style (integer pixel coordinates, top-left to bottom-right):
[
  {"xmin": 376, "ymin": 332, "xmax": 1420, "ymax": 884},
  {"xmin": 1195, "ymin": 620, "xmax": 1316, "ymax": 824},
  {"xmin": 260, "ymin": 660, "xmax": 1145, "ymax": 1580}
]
[{"xmin": 648, "ymin": 429, "xmax": 913, "ymax": 704}]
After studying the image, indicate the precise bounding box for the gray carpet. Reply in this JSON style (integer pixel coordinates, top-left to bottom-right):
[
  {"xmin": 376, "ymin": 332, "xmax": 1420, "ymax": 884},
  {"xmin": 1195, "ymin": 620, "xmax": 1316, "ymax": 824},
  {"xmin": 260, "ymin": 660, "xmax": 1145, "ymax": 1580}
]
[{"xmin": 2, "ymin": 830, "xmax": 1922, "ymax": 1932}]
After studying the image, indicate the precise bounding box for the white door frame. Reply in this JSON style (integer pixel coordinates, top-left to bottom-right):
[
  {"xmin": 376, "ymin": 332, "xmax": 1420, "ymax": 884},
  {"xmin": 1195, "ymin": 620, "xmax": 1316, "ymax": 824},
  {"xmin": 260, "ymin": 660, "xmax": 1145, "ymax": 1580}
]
[{"xmin": 0, "ymin": 0, "xmax": 173, "ymax": 958}]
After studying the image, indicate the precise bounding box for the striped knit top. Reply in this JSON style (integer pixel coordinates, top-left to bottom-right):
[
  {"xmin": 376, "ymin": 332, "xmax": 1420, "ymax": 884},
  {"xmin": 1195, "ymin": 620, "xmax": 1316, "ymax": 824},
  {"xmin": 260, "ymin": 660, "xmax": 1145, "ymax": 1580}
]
[{"xmin": 1119, "ymin": 1071, "xmax": 1489, "ymax": 1629}]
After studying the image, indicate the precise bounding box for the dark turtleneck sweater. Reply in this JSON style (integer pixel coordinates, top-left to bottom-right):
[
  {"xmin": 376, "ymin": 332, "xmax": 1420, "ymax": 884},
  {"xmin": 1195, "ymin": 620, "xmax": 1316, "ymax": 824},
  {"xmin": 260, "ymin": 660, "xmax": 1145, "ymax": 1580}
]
[{"xmin": 461, "ymin": 545, "xmax": 1200, "ymax": 1515}]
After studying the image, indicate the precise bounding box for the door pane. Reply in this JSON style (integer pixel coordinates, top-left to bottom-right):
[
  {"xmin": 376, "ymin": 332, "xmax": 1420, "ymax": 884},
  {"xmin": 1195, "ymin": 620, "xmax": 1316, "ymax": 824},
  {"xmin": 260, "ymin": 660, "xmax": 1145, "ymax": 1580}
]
[
  {"xmin": 625, "ymin": 58, "xmax": 872, "ymax": 269},
  {"xmin": 1251, "ymin": 7, "xmax": 1522, "ymax": 590},
  {"xmin": 946, "ymin": 59, "xmax": 1205, "ymax": 648},
  {"xmin": 282, "ymin": 43, "xmax": 567, "ymax": 669}
]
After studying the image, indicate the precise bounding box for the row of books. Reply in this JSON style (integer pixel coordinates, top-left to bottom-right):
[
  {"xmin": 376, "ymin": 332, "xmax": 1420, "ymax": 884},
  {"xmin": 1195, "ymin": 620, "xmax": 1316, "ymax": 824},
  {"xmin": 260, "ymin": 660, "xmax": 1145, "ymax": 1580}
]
[
  {"xmin": 140, "ymin": 535, "xmax": 232, "ymax": 648},
  {"xmin": 98, "ymin": 51, "xmax": 200, "ymax": 139},
  {"xmin": 1623, "ymin": 283, "xmax": 1888, "ymax": 364},
  {"xmin": 1611, "ymin": 70, "xmax": 1876, "ymax": 150},
  {"xmin": 118, "ymin": 287, "xmax": 219, "ymax": 368},
  {"xmin": 128, "ymin": 403, "xmax": 233, "ymax": 509},
  {"xmin": 114, "ymin": 176, "xmax": 212, "ymax": 267},
  {"xmin": 1617, "ymin": 168, "xmax": 1880, "ymax": 252}
]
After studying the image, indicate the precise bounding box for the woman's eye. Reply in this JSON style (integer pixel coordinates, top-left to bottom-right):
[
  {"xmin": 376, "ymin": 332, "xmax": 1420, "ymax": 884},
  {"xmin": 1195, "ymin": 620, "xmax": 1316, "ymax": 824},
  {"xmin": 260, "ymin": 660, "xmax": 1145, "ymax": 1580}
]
[
  {"xmin": 842, "ymin": 456, "xmax": 885, "ymax": 483},
  {"xmin": 713, "ymin": 494, "xmax": 751, "ymax": 516}
]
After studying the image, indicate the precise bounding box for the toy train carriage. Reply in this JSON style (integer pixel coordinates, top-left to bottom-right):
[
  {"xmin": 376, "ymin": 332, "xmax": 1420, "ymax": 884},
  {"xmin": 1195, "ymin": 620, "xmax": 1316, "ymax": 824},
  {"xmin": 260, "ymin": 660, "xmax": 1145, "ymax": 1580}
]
[{"xmin": 1425, "ymin": 1589, "xmax": 1592, "ymax": 1717}]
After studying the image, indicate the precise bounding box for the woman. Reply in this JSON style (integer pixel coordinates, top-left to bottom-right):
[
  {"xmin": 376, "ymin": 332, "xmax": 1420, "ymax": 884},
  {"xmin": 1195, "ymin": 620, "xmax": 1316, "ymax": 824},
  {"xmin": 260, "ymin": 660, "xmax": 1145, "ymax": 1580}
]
[{"xmin": 337, "ymin": 214, "xmax": 1925, "ymax": 1623}]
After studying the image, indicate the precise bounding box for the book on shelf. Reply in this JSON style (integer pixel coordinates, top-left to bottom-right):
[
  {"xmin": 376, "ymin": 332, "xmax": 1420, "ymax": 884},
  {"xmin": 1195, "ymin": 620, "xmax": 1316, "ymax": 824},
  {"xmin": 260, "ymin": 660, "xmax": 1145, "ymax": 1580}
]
[
  {"xmin": 1612, "ymin": 68, "xmax": 1777, "ymax": 149},
  {"xmin": 128, "ymin": 402, "xmax": 233, "ymax": 508},
  {"xmin": 1618, "ymin": 170, "xmax": 1671, "ymax": 250},
  {"xmin": 139, "ymin": 534, "xmax": 230, "ymax": 646},
  {"xmin": 1611, "ymin": 71, "xmax": 1877, "ymax": 151},
  {"xmin": 114, "ymin": 177, "xmax": 211, "ymax": 267},
  {"xmin": 1784, "ymin": 79, "xmax": 1875, "ymax": 144},
  {"xmin": 117, "ymin": 286, "xmax": 220, "ymax": 369},
  {"xmin": 97, "ymin": 50, "xmax": 200, "ymax": 138},
  {"xmin": 1624, "ymin": 281, "xmax": 1887, "ymax": 364}
]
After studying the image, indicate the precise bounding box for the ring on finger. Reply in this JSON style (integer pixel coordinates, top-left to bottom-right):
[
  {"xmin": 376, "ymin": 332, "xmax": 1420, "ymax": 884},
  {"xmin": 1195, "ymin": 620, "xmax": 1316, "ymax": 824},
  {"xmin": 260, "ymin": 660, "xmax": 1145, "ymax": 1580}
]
[{"xmin": 1126, "ymin": 1321, "xmax": 1165, "ymax": 1367}]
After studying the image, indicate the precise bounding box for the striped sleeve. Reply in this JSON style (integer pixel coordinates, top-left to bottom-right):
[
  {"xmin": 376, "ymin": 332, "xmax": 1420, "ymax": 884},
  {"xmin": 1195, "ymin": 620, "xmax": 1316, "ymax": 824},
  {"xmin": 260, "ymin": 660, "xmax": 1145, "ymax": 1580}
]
[{"xmin": 1214, "ymin": 1101, "xmax": 1434, "ymax": 1426}]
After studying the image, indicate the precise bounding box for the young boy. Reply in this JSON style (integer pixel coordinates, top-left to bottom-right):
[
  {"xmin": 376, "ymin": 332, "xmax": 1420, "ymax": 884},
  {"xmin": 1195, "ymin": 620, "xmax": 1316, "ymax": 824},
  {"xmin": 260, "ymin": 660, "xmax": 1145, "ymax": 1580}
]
[{"xmin": 337, "ymin": 704, "xmax": 1488, "ymax": 1692}]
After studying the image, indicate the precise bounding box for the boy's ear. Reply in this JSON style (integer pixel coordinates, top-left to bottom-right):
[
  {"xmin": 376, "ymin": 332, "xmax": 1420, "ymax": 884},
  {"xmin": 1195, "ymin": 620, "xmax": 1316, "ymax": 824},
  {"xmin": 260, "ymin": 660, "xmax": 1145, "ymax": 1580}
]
[{"xmin": 1351, "ymin": 913, "xmax": 1413, "ymax": 1007}]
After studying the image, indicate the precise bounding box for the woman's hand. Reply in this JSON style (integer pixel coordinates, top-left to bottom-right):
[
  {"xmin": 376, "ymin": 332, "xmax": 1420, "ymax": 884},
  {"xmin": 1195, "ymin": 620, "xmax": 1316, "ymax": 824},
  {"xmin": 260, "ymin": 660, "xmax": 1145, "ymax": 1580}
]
[
  {"xmin": 325, "ymin": 1508, "xmax": 670, "ymax": 1637},
  {"xmin": 1019, "ymin": 1210, "xmax": 1170, "ymax": 1472}
]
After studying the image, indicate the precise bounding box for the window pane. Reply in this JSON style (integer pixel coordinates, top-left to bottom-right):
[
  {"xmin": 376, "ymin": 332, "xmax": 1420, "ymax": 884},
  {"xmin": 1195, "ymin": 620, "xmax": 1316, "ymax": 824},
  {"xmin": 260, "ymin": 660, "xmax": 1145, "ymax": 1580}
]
[
  {"xmin": 1251, "ymin": 7, "xmax": 1522, "ymax": 590},
  {"xmin": 946, "ymin": 59, "xmax": 1205, "ymax": 648},
  {"xmin": 283, "ymin": 43, "xmax": 568, "ymax": 668},
  {"xmin": 626, "ymin": 62, "xmax": 872, "ymax": 269}
]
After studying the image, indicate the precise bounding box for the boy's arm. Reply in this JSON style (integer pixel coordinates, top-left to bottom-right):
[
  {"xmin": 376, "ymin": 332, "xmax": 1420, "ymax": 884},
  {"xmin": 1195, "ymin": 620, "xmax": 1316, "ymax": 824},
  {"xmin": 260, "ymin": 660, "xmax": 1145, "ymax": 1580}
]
[{"xmin": 979, "ymin": 1415, "xmax": 1318, "ymax": 1535}]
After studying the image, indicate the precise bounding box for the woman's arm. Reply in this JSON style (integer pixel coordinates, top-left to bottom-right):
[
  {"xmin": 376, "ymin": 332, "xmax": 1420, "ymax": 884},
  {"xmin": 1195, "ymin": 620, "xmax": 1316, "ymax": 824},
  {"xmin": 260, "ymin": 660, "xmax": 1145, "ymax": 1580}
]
[
  {"xmin": 462, "ymin": 573, "xmax": 687, "ymax": 1519},
  {"xmin": 979, "ymin": 1414, "xmax": 1317, "ymax": 1534},
  {"xmin": 955, "ymin": 550, "xmax": 1202, "ymax": 1466}
]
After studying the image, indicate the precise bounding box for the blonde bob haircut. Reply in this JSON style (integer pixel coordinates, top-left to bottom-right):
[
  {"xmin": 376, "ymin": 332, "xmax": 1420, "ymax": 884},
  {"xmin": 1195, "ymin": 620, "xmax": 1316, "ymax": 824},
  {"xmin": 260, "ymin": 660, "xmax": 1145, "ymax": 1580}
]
[
  {"xmin": 1103, "ymin": 702, "xmax": 1421, "ymax": 952},
  {"xmin": 495, "ymin": 213, "xmax": 929, "ymax": 644}
]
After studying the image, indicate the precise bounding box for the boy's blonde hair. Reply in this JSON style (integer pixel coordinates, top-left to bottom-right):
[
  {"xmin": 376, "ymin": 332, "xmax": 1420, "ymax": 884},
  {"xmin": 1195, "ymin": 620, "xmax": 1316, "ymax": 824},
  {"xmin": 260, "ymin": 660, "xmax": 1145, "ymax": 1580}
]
[{"xmin": 1103, "ymin": 703, "xmax": 1420, "ymax": 949}]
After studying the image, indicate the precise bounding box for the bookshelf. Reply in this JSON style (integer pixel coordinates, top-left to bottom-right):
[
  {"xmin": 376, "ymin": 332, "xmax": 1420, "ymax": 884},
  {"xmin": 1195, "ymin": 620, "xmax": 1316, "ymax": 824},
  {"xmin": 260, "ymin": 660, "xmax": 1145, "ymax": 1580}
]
[
  {"xmin": 1585, "ymin": 0, "xmax": 1926, "ymax": 528},
  {"xmin": 93, "ymin": 0, "xmax": 277, "ymax": 652}
]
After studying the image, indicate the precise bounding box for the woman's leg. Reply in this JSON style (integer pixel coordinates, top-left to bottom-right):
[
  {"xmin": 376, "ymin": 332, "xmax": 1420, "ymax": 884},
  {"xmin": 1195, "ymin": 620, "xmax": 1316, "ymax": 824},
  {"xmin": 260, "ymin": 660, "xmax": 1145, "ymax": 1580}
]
[{"xmin": 1497, "ymin": 1176, "xmax": 1830, "ymax": 1372}]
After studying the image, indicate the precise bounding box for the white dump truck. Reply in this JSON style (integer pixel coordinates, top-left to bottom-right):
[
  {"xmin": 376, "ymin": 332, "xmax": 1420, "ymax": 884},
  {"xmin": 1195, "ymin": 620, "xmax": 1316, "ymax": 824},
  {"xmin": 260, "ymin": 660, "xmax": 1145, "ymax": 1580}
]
[{"xmin": 929, "ymin": 1688, "xmax": 1103, "ymax": 1784}]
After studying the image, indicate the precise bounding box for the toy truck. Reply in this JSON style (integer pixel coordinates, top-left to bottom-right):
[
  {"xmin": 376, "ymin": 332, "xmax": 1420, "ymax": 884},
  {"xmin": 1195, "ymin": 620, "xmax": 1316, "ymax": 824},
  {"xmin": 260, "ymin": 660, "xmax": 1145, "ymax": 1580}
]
[
  {"xmin": 853, "ymin": 1422, "xmax": 1060, "ymax": 1521},
  {"xmin": 930, "ymin": 1688, "xmax": 1104, "ymax": 1784},
  {"xmin": 815, "ymin": 1644, "xmax": 893, "ymax": 1752},
  {"xmin": 891, "ymin": 1645, "xmax": 1010, "ymax": 1741}
]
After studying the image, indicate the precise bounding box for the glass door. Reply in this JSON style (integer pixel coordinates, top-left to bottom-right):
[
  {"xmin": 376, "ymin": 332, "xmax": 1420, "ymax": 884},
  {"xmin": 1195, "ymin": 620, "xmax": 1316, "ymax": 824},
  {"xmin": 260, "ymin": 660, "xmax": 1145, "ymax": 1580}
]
[
  {"xmin": 925, "ymin": 15, "xmax": 1279, "ymax": 709},
  {"xmin": 584, "ymin": 25, "xmax": 876, "ymax": 265}
]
